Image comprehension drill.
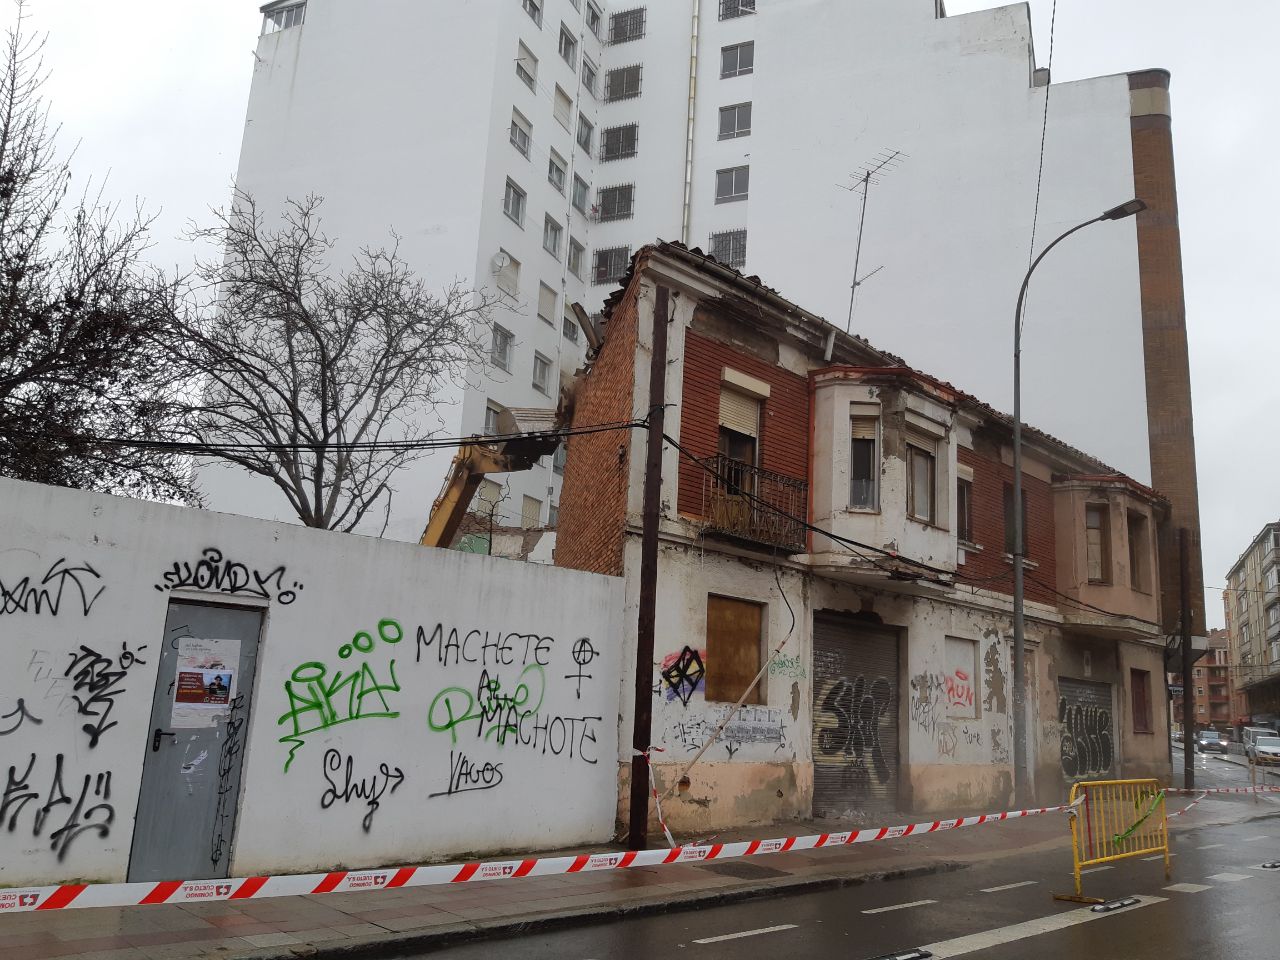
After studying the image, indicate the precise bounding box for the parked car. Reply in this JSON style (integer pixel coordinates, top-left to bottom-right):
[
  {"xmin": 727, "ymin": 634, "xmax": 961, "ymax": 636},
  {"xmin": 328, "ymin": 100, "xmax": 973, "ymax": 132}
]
[
  {"xmin": 1172, "ymin": 729, "xmax": 1184, "ymax": 744},
  {"xmin": 1195, "ymin": 729, "xmax": 1229, "ymax": 753},
  {"xmin": 1253, "ymin": 737, "xmax": 1280, "ymax": 767},
  {"xmin": 1244, "ymin": 726, "xmax": 1280, "ymax": 759}
]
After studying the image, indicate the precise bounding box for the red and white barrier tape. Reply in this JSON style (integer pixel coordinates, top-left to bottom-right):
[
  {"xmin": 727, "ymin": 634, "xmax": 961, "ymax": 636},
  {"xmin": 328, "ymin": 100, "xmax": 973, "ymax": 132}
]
[
  {"xmin": 1168, "ymin": 792, "xmax": 1209, "ymax": 819},
  {"xmin": 0, "ymin": 802, "xmax": 1071, "ymax": 914},
  {"xmin": 1164, "ymin": 785, "xmax": 1280, "ymax": 795},
  {"xmin": 638, "ymin": 746, "xmax": 677, "ymax": 848}
]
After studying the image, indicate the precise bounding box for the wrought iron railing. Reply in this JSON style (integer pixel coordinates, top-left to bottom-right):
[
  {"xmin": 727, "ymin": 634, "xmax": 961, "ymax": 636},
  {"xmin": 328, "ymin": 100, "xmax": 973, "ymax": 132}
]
[{"xmin": 698, "ymin": 454, "xmax": 807, "ymax": 553}]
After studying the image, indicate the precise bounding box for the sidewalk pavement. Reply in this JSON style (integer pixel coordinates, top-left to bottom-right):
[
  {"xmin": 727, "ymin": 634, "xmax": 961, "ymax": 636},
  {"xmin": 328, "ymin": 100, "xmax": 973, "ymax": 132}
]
[{"xmin": 4, "ymin": 796, "xmax": 1277, "ymax": 960}]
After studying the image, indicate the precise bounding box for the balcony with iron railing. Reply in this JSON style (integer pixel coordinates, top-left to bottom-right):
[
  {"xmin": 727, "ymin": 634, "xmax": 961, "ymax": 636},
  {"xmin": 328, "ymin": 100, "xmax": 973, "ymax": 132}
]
[{"xmin": 697, "ymin": 454, "xmax": 807, "ymax": 554}]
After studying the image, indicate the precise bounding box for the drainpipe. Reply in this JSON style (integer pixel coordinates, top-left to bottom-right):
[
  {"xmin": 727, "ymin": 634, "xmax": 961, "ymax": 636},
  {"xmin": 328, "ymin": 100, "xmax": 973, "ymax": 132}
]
[{"xmin": 680, "ymin": 0, "xmax": 701, "ymax": 245}]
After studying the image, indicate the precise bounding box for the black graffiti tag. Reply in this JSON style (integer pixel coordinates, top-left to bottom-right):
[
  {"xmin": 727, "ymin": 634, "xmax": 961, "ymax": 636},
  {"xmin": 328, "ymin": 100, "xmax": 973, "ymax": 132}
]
[
  {"xmin": 0, "ymin": 699, "xmax": 43, "ymax": 736},
  {"xmin": 64, "ymin": 643, "xmax": 145, "ymax": 748},
  {"xmin": 1058, "ymin": 698, "xmax": 1113, "ymax": 780},
  {"xmin": 0, "ymin": 559, "xmax": 104, "ymax": 616},
  {"xmin": 565, "ymin": 638, "xmax": 597, "ymax": 699},
  {"xmin": 661, "ymin": 647, "xmax": 706, "ymax": 708},
  {"xmin": 320, "ymin": 749, "xmax": 405, "ymax": 832},
  {"xmin": 154, "ymin": 548, "xmax": 302, "ymax": 604},
  {"xmin": 818, "ymin": 675, "xmax": 893, "ymax": 784},
  {"xmin": 210, "ymin": 695, "xmax": 246, "ymax": 868},
  {"xmin": 1, "ymin": 754, "xmax": 114, "ymax": 862}
]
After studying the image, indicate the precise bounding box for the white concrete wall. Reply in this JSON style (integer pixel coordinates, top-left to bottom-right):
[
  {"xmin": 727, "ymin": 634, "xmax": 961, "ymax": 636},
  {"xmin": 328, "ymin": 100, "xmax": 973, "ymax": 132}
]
[{"xmin": 0, "ymin": 478, "xmax": 623, "ymax": 885}]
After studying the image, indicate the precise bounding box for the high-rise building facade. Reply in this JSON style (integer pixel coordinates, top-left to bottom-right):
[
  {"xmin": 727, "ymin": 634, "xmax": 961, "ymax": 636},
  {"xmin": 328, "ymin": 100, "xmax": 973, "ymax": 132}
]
[
  {"xmin": 227, "ymin": 0, "xmax": 1202, "ymax": 608},
  {"xmin": 1225, "ymin": 522, "xmax": 1280, "ymax": 726}
]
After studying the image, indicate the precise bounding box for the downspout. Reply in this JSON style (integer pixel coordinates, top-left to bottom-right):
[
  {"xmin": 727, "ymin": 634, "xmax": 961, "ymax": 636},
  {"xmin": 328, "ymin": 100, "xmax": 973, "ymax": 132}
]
[{"xmin": 680, "ymin": 0, "xmax": 701, "ymax": 245}]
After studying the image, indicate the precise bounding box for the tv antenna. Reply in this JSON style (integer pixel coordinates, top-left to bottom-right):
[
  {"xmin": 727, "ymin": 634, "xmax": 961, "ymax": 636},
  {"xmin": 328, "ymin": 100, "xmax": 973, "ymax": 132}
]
[{"xmin": 839, "ymin": 149, "xmax": 907, "ymax": 332}]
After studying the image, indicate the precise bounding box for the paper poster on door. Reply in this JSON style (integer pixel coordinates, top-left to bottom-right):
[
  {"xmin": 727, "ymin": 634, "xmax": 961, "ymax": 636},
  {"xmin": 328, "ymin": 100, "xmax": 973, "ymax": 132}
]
[{"xmin": 172, "ymin": 637, "xmax": 240, "ymax": 728}]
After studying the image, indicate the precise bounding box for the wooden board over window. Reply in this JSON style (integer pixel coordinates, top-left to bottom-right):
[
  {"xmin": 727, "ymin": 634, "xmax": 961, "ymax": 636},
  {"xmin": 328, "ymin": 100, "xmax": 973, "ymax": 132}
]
[{"xmin": 705, "ymin": 595, "xmax": 764, "ymax": 704}]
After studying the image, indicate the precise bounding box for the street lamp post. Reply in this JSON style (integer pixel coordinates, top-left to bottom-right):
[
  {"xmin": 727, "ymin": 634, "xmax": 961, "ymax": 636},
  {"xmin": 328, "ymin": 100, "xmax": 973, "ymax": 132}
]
[{"xmin": 1011, "ymin": 198, "xmax": 1147, "ymax": 807}]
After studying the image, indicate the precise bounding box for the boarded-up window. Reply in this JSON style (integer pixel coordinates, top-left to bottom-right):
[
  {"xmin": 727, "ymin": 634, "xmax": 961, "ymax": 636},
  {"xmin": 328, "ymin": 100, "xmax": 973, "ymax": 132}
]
[
  {"xmin": 705, "ymin": 595, "xmax": 764, "ymax": 704},
  {"xmin": 1086, "ymin": 504, "xmax": 1109, "ymax": 583},
  {"xmin": 944, "ymin": 636, "xmax": 978, "ymax": 719},
  {"xmin": 1130, "ymin": 668, "xmax": 1152, "ymax": 733}
]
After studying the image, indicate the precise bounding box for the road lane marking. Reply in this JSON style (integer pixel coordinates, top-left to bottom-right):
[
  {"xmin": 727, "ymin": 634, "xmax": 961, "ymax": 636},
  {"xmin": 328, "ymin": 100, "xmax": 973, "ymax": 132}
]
[
  {"xmin": 862, "ymin": 899, "xmax": 938, "ymax": 915},
  {"xmin": 920, "ymin": 896, "xmax": 1166, "ymax": 958},
  {"xmin": 980, "ymin": 881, "xmax": 1038, "ymax": 893},
  {"xmin": 1245, "ymin": 835, "xmax": 1271, "ymax": 841},
  {"xmin": 1164, "ymin": 883, "xmax": 1212, "ymax": 893},
  {"xmin": 692, "ymin": 924, "xmax": 798, "ymax": 944},
  {"xmin": 1197, "ymin": 844, "xmax": 1224, "ymax": 850},
  {"xmin": 1206, "ymin": 873, "xmax": 1253, "ymax": 882},
  {"xmin": 1080, "ymin": 866, "xmax": 1113, "ymax": 874},
  {"xmin": 1142, "ymin": 854, "xmax": 1175, "ymax": 861}
]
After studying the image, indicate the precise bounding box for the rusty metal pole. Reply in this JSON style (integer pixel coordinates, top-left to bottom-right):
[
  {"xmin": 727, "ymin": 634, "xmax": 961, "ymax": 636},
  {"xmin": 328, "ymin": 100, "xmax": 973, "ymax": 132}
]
[
  {"xmin": 1180, "ymin": 528, "xmax": 1195, "ymax": 791},
  {"xmin": 628, "ymin": 285, "xmax": 669, "ymax": 850}
]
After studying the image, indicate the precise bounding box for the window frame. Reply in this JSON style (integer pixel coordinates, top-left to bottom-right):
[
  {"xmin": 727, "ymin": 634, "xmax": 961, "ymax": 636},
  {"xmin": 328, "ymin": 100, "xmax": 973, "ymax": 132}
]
[
  {"xmin": 597, "ymin": 183, "xmax": 635, "ymax": 222},
  {"xmin": 537, "ymin": 282, "xmax": 557, "ymax": 326},
  {"xmin": 532, "ymin": 351, "xmax": 553, "ymax": 396},
  {"xmin": 572, "ymin": 174, "xmax": 590, "ymax": 214},
  {"xmin": 708, "ymin": 228, "xmax": 747, "ymax": 270},
  {"xmin": 719, "ymin": 0, "xmax": 756, "ymax": 20},
  {"xmin": 957, "ymin": 477, "xmax": 974, "ymax": 544},
  {"xmin": 490, "ymin": 325, "xmax": 514, "ymax": 372},
  {"xmin": 262, "ymin": 1, "xmax": 306, "ymax": 35},
  {"xmin": 503, "ymin": 178, "xmax": 527, "ymax": 226},
  {"xmin": 509, "ymin": 108, "xmax": 532, "ymax": 158},
  {"xmin": 581, "ymin": 55, "xmax": 599, "ymax": 97},
  {"xmin": 484, "ymin": 401, "xmax": 503, "ymax": 437},
  {"xmin": 593, "ymin": 245, "xmax": 631, "ymax": 285},
  {"xmin": 586, "ymin": 1, "xmax": 603, "ymax": 37},
  {"xmin": 568, "ymin": 237, "xmax": 585, "ymax": 279},
  {"xmin": 576, "ymin": 115, "xmax": 594, "ymax": 155},
  {"xmin": 522, "ymin": 0, "xmax": 543, "ymax": 27},
  {"xmin": 1131, "ymin": 668, "xmax": 1152, "ymax": 734},
  {"xmin": 558, "ymin": 24, "xmax": 578, "ymax": 67},
  {"xmin": 1085, "ymin": 502, "xmax": 1111, "ymax": 584},
  {"xmin": 609, "ymin": 7, "xmax": 647, "ymax": 44},
  {"xmin": 604, "ymin": 64, "xmax": 643, "ymax": 102},
  {"xmin": 542, "ymin": 214, "xmax": 563, "ymax": 259},
  {"xmin": 516, "ymin": 42, "xmax": 538, "ymax": 90},
  {"xmin": 721, "ymin": 41, "xmax": 755, "ymax": 78},
  {"xmin": 715, "ymin": 165, "xmax": 750, "ymax": 203},
  {"xmin": 906, "ymin": 438, "xmax": 937, "ymax": 525},
  {"xmin": 562, "ymin": 311, "xmax": 581, "ymax": 343},
  {"xmin": 553, "ymin": 85, "xmax": 574, "ymax": 129},
  {"xmin": 601, "ymin": 123, "xmax": 639, "ymax": 161},
  {"xmin": 718, "ymin": 101, "xmax": 752, "ymax": 140},
  {"xmin": 849, "ymin": 415, "xmax": 879, "ymax": 511},
  {"xmin": 548, "ymin": 150, "xmax": 568, "ymax": 193}
]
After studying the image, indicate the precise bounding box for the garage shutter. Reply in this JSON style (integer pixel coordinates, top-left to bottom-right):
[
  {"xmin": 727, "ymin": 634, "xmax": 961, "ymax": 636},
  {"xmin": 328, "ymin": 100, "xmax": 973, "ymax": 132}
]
[
  {"xmin": 812, "ymin": 613, "xmax": 899, "ymax": 817},
  {"xmin": 1057, "ymin": 677, "xmax": 1114, "ymax": 782},
  {"xmin": 719, "ymin": 387, "xmax": 759, "ymax": 437}
]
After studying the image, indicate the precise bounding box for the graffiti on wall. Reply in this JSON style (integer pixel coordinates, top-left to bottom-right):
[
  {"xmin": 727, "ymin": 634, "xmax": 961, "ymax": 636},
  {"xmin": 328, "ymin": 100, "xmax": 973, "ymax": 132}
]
[
  {"xmin": 210, "ymin": 694, "xmax": 247, "ymax": 867},
  {"xmin": 660, "ymin": 647, "xmax": 706, "ymax": 707},
  {"xmin": 154, "ymin": 548, "xmax": 303, "ymax": 605},
  {"xmin": 65, "ymin": 642, "xmax": 146, "ymax": 749},
  {"xmin": 277, "ymin": 620, "xmax": 403, "ymax": 771},
  {"xmin": 1059, "ymin": 698, "xmax": 1113, "ymax": 779},
  {"xmin": 768, "ymin": 653, "xmax": 806, "ymax": 680},
  {"xmin": 945, "ymin": 670, "xmax": 974, "ymax": 711},
  {"xmin": 0, "ymin": 699, "xmax": 42, "ymax": 737},
  {"xmin": 665, "ymin": 704, "xmax": 789, "ymax": 758},
  {"xmin": 1, "ymin": 559, "xmax": 104, "ymax": 617},
  {"xmin": 909, "ymin": 672, "xmax": 945, "ymax": 737},
  {"xmin": 320, "ymin": 749, "xmax": 405, "ymax": 832},
  {"xmin": 1, "ymin": 754, "xmax": 114, "ymax": 862},
  {"xmin": 815, "ymin": 675, "xmax": 893, "ymax": 783}
]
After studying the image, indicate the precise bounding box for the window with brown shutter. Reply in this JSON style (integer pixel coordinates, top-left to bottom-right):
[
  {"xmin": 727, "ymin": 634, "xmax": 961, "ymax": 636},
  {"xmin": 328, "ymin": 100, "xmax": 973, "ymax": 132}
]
[
  {"xmin": 1131, "ymin": 668, "xmax": 1152, "ymax": 733},
  {"xmin": 705, "ymin": 595, "xmax": 764, "ymax": 704}
]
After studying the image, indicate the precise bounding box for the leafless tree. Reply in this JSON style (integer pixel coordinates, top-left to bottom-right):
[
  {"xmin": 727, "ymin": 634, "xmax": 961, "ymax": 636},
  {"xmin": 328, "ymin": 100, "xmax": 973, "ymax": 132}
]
[
  {"xmin": 0, "ymin": 2, "xmax": 194, "ymax": 502},
  {"xmin": 168, "ymin": 192, "xmax": 495, "ymax": 532}
]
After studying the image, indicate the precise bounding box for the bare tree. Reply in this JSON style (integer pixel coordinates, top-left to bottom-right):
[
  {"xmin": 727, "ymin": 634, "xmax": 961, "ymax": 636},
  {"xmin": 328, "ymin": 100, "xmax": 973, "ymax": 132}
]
[
  {"xmin": 168, "ymin": 193, "xmax": 494, "ymax": 532},
  {"xmin": 0, "ymin": 2, "xmax": 194, "ymax": 502}
]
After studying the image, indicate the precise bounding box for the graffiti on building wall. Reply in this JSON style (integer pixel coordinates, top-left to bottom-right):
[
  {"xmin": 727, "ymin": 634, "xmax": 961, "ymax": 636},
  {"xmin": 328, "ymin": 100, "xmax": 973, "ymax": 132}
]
[
  {"xmin": 65, "ymin": 642, "xmax": 146, "ymax": 749},
  {"xmin": 909, "ymin": 672, "xmax": 945, "ymax": 737},
  {"xmin": 0, "ymin": 699, "xmax": 42, "ymax": 736},
  {"xmin": 320, "ymin": 748, "xmax": 405, "ymax": 832},
  {"xmin": 154, "ymin": 548, "xmax": 303, "ymax": 605},
  {"xmin": 815, "ymin": 675, "xmax": 893, "ymax": 783},
  {"xmin": 945, "ymin": 670, "xmax": 974, "ymax": 711},
  {"xmin": 660, "ymin": 647, "xmax": 706, "ymax": 707},
  {"xmin": 1, "ymin": 754, "xmax": 114, "ymax": 862},
  {"xmin": 1058, "ymin": 698, "xmax": 1113, "ymax": 779},
  {"xmin": 664, "ymin": 704, "xmax": 789, "ymax": 758},
  {"xmin": 769, "ymin": 653, "xmax": 806, "ymax": 680},
  {"xmin": 1, "ymin": 559, "xmax": 104, "ymax": 617},
  {"xmin": 277, "ymin": 620, "xmax": 404, "ymax": 772}
]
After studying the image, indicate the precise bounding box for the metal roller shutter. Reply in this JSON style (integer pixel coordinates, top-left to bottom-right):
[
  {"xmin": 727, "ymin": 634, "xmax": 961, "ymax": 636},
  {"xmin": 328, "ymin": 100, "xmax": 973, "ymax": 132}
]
[
  {"xmin": 1057, "ymin": 677, "xmax": 1115, "ymax": 782},
  {"xmin": 812, "ymin": 613, "xmax": 899, "ymax": 817},
  {"xmin": 719, "ymin": 387, "xmax": 759, "ymax": 437}
]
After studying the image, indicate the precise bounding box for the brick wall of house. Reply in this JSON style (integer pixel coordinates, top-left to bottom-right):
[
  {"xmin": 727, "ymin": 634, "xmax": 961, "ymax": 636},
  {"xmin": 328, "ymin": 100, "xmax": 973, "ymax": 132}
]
[
  {"xmin": 554, "ymin": 288, "xmax": 639, "ymax": 576},
  {"xmin": 1129, "ymin": 69, "xmax": 1205, "ymax": 636},
  {"xmin": 676, "ymin": 328, "xmax": 810, "ymax": 519},
  {"xmin": 958, "ymin": 445, "xmax": 1058, "ymax": 606}
]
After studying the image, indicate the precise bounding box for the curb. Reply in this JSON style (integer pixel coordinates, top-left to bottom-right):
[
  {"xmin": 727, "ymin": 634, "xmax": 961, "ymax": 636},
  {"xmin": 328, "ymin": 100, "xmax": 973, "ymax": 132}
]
[{"xmin": 232, "ymin": 860, "xmax": 968, "ymax": 960}]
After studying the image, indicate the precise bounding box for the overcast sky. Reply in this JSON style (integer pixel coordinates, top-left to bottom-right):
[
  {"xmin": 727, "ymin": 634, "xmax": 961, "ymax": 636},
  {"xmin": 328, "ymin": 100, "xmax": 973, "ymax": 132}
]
[{"xmin": 8, "ymin": 1, "xmax": 1276, "ymax": 628}]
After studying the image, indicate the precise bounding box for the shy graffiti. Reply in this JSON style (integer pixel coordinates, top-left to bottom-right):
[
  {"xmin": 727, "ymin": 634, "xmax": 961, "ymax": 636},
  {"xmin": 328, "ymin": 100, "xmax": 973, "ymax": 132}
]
[
  {"xmin": 154, "ymin": 548, "xmax": 302, "ymax": 604},
  {"xmin": 660, "ymin": 647, "xmax": 706, "ymax": 707},
  {"xmin": 320, "ymin": 749, "xmax": 405, "ymax": 831},
  {"xmin": 1059, "ymin": 697, "xmax": 1113, "ymax": 779},
  {"xmin": 278, "ymin": 620, "xmax": 403, "ymax": 771},
  {"xmin": 65, "ymin": 643, "xmax": 145, "ymax": 749},
  {"xmin": 1, "ymin": 754, "xmax": 114, "ymax": 862},
  {"xmin": 0, "ymin": 559, "xmax": 104, "ymax": 617}
]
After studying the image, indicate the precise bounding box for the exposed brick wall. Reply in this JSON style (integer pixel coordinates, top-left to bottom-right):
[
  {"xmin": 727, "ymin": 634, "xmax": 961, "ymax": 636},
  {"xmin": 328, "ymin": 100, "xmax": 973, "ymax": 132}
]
[
  {"xmin": 958, "ymin": 446, "xmax": 1057, "ymax": 606},
  {"xmin": 554, "ymin": 289, "xmax": 639, "ymax": 576},
  {"xmin": 675, "ymin": 329, "xmax": 810, "ymax": 519},
  {"xmin": 1129, "ymin": 69, "xmax": 1206, "ymax": 635}
]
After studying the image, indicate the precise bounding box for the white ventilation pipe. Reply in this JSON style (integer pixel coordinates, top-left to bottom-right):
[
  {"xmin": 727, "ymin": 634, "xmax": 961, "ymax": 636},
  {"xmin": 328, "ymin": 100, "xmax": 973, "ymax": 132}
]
[{"xmin": 681, "ymin": 0, "xmax": 701, "ymax": 246}]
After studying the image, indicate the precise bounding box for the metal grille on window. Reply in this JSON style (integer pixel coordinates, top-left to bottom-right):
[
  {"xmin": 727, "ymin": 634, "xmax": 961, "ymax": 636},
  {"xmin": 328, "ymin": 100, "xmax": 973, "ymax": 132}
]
[
  {"xmin": 719, "ymin": 0, "xmax": 755, "ymax": 20},
  {"xmin": 605, "ymin": 65, "xmax": 643, "ymax": 102},
  {"xmin": 609, "ymin": 7, "xmax": 647, "ymax": 43},
  {"xmin": 812, "ymin": 613, "xmax": 899, "ymax": 816},
  {"xmin": 593, "ymin": 246, "xmax": 630, "ymax": 285},
  {"xmin": 709, "ymin": 229, "xmax": 747, "ymax": 269},
  {"xmin": 263, "ymin": 1, "xmax": 306, "ymax": 34},
  {"xmin": 602, "ymin": 124, "xmax": 639, "ymax": 161},
  {"xmin": 597, "ymin": 184, "xmax": 635, "ymax": 222}
]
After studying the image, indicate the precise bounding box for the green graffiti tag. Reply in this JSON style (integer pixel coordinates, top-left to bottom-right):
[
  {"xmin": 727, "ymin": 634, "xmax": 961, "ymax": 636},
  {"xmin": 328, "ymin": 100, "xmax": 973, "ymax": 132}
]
[
  {"xmin": 428, "ymin": 663, "xmax": 546, "ymax": 746},
  {"xmin": 277, "ymin": 619, "xmax": 403, "ymax": 771}
]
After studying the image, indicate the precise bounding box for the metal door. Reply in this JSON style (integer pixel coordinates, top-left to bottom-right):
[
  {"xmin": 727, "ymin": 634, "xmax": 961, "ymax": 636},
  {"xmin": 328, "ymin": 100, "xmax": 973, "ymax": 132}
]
[
  {"xmin": 1057, "ymin": 677, "xmax": 1114, "ymax": 782},
  {"xmin": 811, "ymin": 613, "xmax": 899, "ymax": 817},
  {"xmin": 128, "ymin": 601, "xmax": 263, "ymax": 882}
]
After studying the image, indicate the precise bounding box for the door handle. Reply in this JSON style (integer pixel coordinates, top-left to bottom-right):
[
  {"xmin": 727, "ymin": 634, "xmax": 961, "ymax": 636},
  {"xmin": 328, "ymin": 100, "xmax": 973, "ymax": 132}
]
[{"xmin": 152, "ymin": 728, "xmax": 177, "ymax": 752}]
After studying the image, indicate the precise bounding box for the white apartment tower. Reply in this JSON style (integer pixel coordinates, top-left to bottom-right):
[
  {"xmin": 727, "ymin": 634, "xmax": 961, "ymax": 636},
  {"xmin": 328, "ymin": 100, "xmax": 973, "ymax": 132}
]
[{"xmin": 230, "ymin": 0, "xmax": 1201, "ymax": 599}]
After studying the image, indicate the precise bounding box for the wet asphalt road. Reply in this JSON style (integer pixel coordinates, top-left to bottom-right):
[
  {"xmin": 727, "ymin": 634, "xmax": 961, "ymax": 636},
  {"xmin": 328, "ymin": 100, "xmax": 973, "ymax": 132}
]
[{"xmin": 406, "ymin": 753, "xmax": 1280, "ymax": 960}]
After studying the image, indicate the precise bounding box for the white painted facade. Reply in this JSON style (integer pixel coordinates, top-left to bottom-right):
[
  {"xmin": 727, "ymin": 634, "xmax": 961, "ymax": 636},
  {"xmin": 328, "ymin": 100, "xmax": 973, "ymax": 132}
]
[
  {"xmin": 0, "ymin": 477, "xmax": 622, "ymax": 886},
  {"xmin": 226, "ymin": 0, "xmax": 1153, "ymax": 540}
]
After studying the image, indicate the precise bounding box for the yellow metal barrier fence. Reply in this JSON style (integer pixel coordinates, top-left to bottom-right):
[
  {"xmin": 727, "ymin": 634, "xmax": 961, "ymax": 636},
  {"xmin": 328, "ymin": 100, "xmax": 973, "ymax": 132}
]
[{"xmin": 1061, "ymin": 778, "xmax": 1170, "ymax": 902}]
